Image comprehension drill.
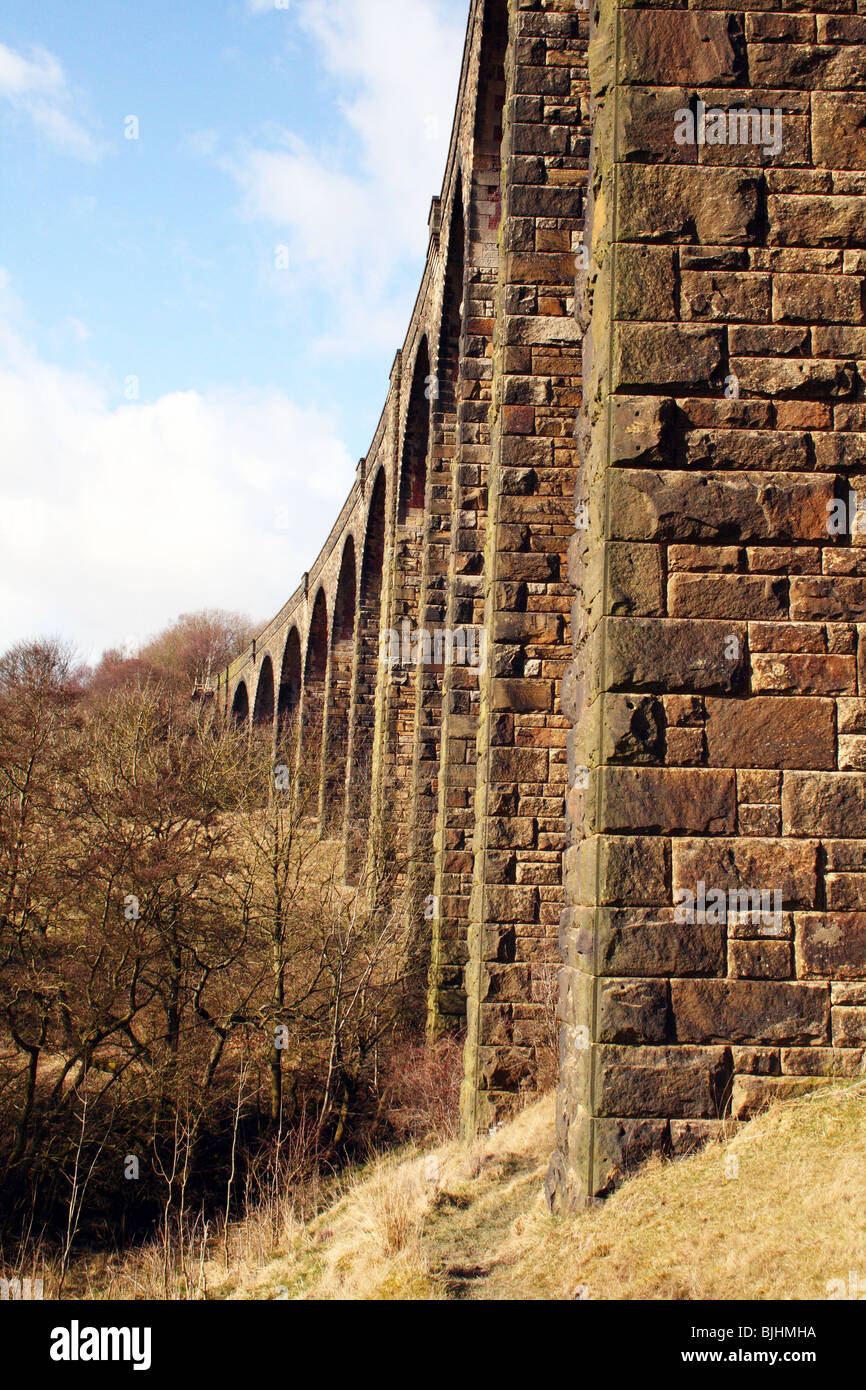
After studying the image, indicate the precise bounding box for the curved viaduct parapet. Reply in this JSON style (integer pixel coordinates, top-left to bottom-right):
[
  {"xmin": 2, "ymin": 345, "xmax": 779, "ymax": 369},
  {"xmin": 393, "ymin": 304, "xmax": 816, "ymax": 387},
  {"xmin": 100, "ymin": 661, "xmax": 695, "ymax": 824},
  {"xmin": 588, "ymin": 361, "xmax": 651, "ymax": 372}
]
[
  {"xmin": 212, "ymin": 0, "xmax": 587, "ymax": 1145},
  {"xmin": 200, "ymin": 0, "xmax": 866, "ymax": 1212},
  {"xmin": 215, "ymin": 0, "xmax": 505, "ymax": 812}
]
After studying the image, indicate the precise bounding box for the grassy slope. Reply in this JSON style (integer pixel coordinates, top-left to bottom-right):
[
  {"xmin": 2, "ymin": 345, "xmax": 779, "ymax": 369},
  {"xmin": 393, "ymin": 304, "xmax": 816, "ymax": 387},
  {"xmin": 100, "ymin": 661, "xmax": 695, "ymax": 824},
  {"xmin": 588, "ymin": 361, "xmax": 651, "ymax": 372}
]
[{"xmin": 218, "ymin": 1082, "xmax": 866, "ymax": 1301}]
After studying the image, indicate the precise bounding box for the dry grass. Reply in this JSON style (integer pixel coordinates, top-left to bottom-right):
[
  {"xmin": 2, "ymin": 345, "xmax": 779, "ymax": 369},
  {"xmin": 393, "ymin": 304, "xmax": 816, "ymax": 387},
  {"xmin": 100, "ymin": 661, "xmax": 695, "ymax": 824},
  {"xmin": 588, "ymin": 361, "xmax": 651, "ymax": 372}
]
[{"xmin": 219, "ymin": 1079, "xmax": 866, "ymax": 1301}]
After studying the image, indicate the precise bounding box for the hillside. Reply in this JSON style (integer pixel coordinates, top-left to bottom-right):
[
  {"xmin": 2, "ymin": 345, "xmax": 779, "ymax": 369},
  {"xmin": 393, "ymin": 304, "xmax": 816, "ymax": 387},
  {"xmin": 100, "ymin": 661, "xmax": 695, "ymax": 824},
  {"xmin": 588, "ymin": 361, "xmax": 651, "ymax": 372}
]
[{"xmin": 215, "ymin": 1080, "xmax": 866, "ymax": 1301}]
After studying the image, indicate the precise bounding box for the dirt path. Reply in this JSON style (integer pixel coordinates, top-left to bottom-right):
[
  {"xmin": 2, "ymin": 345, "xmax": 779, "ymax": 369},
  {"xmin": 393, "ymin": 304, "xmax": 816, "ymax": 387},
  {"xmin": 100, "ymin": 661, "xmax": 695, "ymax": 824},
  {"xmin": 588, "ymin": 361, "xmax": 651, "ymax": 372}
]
[{"xmin": 421, "ymin": 1112, "xmax": 553, "ymax": 1299}]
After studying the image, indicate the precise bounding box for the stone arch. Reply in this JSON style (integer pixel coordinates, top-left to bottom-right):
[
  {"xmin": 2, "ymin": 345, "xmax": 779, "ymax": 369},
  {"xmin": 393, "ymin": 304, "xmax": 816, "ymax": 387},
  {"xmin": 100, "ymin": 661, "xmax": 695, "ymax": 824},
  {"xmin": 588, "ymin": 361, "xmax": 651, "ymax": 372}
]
[
  {"xmin": 301, "ymin": 588, "xmax": 329, "ymax": 779},
  {"xmin": 252, "ymin": 654, "xmax": 275, "ymax": 730},
  {"xmin": 231, "ymin": 680, "xmax": 250, "ymax": 729},
  {"xmin": 398, "ymin": 338, "xmax": 432, "ymax": 525},
  {"xmin": 379, "ymin": 337, "xmax": 436, "ymax": 862},
  {"xmin": 277, "ymin": 627, "xmax": 302, "ymax": 740},
  {"xmin": 438, "ymin": 178, "xmax": 466, "ymax": 431},
  {"xmin": 412, "ymin": 181, "xmax": 469, "ymax": 984},
  {"xmin": 361, "ymin": 467, "xmax": 387, "ymax": 597},
  {"xmin": 345, "ymin": 467, "xmax": 387, "ymax": 859},
  {"xmin": 322, "ymin": 536, "xmax": 357, "ymax": 828},
  {"xmin": 428, "ymin": 4, "xmax": 508, "ymax": 1038}
]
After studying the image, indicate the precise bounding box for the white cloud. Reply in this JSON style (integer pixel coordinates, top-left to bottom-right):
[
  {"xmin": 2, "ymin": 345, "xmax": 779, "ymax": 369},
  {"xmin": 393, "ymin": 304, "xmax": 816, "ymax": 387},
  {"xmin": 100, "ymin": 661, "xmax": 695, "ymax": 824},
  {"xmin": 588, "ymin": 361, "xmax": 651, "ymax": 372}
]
[
  {"xmin": 0, "ymin": 271, "xmax": 354, "ymax": 661},
  {"xmin": 232, "ymin": 0, "xmax": 466, "ymax": 354},
  {"xmin": 0, "ymin": 40, "xmax": 103, "ymax": 160},
  {"xmin": 0, "ymin": 42, "xmax": 63, "ymax": 95}
]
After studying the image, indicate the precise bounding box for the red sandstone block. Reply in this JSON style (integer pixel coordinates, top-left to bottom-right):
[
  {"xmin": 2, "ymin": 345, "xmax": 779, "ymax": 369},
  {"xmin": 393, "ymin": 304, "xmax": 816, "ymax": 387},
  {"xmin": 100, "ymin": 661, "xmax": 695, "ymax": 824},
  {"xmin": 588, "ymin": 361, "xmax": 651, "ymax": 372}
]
[
  {"xmin": 732, "ymin": 1047, "xmax": 780, "ymax": 1076},
  {"xmin": 751, "ymin": 652, "xmax": 857, "ymax": 695},
  {"xmin": 775, "ymin": 401, "xmax": 833, "ymax": 430},
  {"xmin": 594, "ymin": 1045, "xmax": 733, "ymax": 1120},
  {"xmin": 781, "ymin": 1047, "xmax": 866, "ymax": 1077},
  {"xmin": 608, "ymin": 469, "xmax": 834, "ymax": 544},
  {"xmin": 672, "ymin": 979, "xmax": 829, "ymax": 1045},
  {"xmin": 746, "ymin": 13, "xmax": 814, "ymax": 42},
  {"xmin": 706, "ymin": 696, "xmax": 836, "ymax": 770},
  {"xmin": 839, "ymin": 736, "xmax": 866, "ymax": 772},
  {"xmin": 669, "ymin": 573, "xmax": 788, "ymax": 621},
  {"xmin": 784, "ymin": 774, "xmax": 866, "ymax": 837},
  {"xmin": 738, "ymin": 770, "xmax": 781, "ymax": 804},
  {"xmin": 668, "ymin": 545, "xmax": 743, "ymax": 573},
  {"xmin": 563, "ymin": 907, "xmax": 725, "ymax": 979},
  {"xmin": 747, "ymin": 547, "xmax": 820, "ymax": 575},
  {"xmin": 672, "ymin": 836, "xmax": 818, "ymax": 907},
  {"xmin": 796, "ymin": 912, "xmax": 866, "ymax": 978},
  {"xmin": 813, "ymin": 94, "xmax": 866, "ymax": 170},
  {"xmin": 728, "ymin": 940, "xmax": 793, "ymax": 980},
  {"xmin": 503, "ymin": 404, "xmax": 536, "ymax": 435},
  {"xmin": 732, "ymin": 1075, "xmax": 829, "ymax": 1121},
  {"xmin": 664, "ymin": 726, "xmax": 705, "ymax": 767},
  {"xmin": 587, "ymin": 767, "xmax": 735, "ymax": 836},
  {"xmin": 620, "ymin": 10, "xmax": 744, "ymax": 86},
  {"xmin": 746, "ymin": 346, "xmax": 859, "ymax": 391},
  {"xmin": 738, "ymin": 804, "xmax": 782, "ymax": 837},
  {"xmin": 832, "ymin": 1008, "xmax": 866, "ymax": 1046},
  {"xmin": 774, "ymin": 272, "xmax": 865, "ymax": 326},
  {"xmin": 665, "ymin": 695, "xmax": 705, "ymax": 728},
  {"xmin": 749, "ymin": 621, "xmax": 826, "ymax": 653},
  {"xmin": 826, "ymin": 874, "xmax": 866, "ymax": 910}
]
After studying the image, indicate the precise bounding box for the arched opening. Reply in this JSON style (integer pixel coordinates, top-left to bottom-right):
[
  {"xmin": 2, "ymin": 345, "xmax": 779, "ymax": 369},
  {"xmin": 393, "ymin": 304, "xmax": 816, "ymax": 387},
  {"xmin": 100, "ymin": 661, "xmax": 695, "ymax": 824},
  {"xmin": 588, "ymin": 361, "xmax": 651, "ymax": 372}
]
[
  {"xmin": 439, "ymin": 182, "xmax": 465, "ymax": 442},
  {"xmin": 414, "ymin": 184, "xmax": 467, "ymax": 934},
  {"xmin": 428, "ymin": 2, "xmax": 507, "ymax": 1039},
  {"xmin": 252, "ymin": 655, "xmax": 275, "ymax": 730},
  {"xmin": 277, "ymin": 626, "xmax": 302, "ymax": 744},
  {"xmin": 301, "ymin": 589, "xmax": 329, "ymax": 786},
  {"xmin": 231, "ymin": 680, "xmax": 250, "ymax": 730},
  {"xmin": 345, "ymin": 469, "xmax": 386, "ymax": 863},
  {"xmin": 362, "ymin": 469, "xmax": 387, "ymax": 593},
  {"xmin": 322, "ymin": 537, "xmax": 357, "ymax": 829},
  {"xmin": 381, "ymin": 338, "xmax": 434, "ymax": 861},
  {"xmin": 398, "ymin": 339, "xmax": 431, "ymax": 525}
]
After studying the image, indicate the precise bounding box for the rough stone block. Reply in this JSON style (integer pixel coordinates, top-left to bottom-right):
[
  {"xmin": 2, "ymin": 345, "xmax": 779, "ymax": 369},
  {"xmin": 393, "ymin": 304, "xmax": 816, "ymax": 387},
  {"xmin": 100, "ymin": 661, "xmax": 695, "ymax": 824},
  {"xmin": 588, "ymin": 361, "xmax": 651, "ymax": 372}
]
[
  {"xmin": 728, "ymin": 940, "xmax": 793, "ymax": 980},
  {"xmin": 672, "ymin": 837, "xmax": 819, "ymax": 908},
  {"xmin": 617, "ymin": 165, "xmax": 760, "ymax": 244},
  {"xmin": 732, "ymin": 1075, "xmax": 830, "ymax": 1120},
  {"xmin": 671, "ymin": 980, "xmax": 829, "ymax": 1045},
  {"xmin": 796, "ymin": 912, "xmax": 866, "ymax": 979},
  {"xmin": 605, "ymin": 617, "xmax": 747, "ymax": 694},
  {"xmin": 598, "ymin": 978, "xmax": 670, "ymax": 1045},
  {"xmin": 608, "ymin": 470, "xmax": 834, "ymax": 545},
  {"xmin": 783, "ymin": 774, "xmax": 866, "ymax": 837},
  {"xmin": 620, "ymin": 10, "xmax": 745, "ymax": 86},
  {"xmin": 706, "ymin": 697, "xmax": 836, "ymax": 770},
  {"xmin": 594, "ymin": 1044, "xmax": 732, "ymax": 1119},
  {"xmin": 588, "ymin": 767, "xmax": 736, "ymax": 836}
]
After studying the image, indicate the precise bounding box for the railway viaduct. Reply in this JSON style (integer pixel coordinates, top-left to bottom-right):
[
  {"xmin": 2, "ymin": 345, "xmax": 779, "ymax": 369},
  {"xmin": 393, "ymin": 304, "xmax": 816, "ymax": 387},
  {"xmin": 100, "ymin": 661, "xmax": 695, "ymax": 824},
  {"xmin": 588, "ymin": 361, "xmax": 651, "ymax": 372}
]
[{"xmin": 214, "ymin": 0, "xmax": 866, "ymax": 1206}]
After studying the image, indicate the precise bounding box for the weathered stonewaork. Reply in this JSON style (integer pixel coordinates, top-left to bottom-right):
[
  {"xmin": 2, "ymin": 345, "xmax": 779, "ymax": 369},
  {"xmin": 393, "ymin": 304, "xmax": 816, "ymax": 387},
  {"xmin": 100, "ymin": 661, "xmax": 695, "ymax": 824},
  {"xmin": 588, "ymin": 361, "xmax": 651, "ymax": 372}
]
[
  {"xmin": 214, "ymin": 0, "xmax": 866, "ymax": 1205},
  {"xmin": 215, "ymin": 0, "xmax": 584, "ymax": 1120},
  {"xmin": 461, "ymin": 0, "xmax": 587, "ymax": 1132},
  {"xmin": 550, "ymin": 0, "xmax": 866, "ymax": 1209}
]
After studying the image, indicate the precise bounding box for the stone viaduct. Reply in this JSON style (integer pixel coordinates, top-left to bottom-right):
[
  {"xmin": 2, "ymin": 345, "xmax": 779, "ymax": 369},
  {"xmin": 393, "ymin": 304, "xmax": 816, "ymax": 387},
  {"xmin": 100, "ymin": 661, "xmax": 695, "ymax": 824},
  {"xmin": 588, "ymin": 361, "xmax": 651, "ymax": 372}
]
[{"xmin": 214, "ymin": 0, "xmax": 866, "ymax": 1207}]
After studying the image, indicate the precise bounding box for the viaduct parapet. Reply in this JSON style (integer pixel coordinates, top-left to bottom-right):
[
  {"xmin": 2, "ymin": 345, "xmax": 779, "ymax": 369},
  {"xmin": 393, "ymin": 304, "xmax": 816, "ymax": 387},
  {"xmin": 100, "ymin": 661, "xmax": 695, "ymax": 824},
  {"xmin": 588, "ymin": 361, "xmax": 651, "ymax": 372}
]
[{"xmin": 215, "ymin": 0, "xmax": 866, "ymax": 1206}]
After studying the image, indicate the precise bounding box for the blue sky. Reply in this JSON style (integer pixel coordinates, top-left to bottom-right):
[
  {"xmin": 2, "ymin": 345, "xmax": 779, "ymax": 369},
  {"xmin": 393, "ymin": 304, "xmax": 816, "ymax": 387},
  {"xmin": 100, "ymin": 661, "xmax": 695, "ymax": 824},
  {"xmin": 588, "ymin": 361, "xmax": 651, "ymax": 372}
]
[{"xmin": 0, "ymin": 0, "xmax": 467, "ymax": 661}]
